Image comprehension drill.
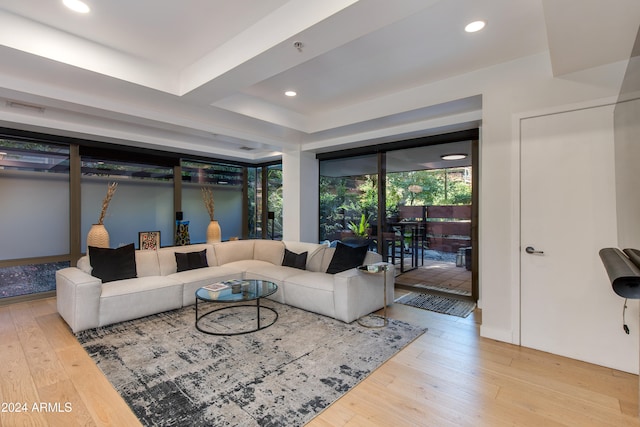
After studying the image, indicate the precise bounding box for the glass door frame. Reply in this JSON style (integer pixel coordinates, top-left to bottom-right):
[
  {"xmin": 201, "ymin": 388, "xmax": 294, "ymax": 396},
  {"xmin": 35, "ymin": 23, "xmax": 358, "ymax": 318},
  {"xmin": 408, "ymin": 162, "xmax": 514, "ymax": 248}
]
[{"xmin": 317, "ymin": 129, "xmax": 479, "ymax": 302}]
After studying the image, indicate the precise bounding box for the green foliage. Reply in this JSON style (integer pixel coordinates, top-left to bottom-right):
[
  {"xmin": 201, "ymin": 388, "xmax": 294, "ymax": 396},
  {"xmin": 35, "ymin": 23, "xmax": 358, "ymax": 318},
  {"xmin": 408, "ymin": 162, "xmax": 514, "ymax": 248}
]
[
  {"xmin": 267, "ymin": 167, "xmax": 283, "ymax": 237},
  {"xmin": 386, "ymin": 170, "xmax": 443, "ymax": 206},
  {"xmin": 386, "ymin": 168, "xmax": 471, "ymax": 206},
  {"xmin": 442, "ymin": 180, "xmax": 472, "ymax": 205},
  {"xmin": 347, "ymin": 214, "xmax": 371, "ymax": 237},
  {"xmin": 319, "ymin": 166, "xmax": 472, "ymax": 241}
]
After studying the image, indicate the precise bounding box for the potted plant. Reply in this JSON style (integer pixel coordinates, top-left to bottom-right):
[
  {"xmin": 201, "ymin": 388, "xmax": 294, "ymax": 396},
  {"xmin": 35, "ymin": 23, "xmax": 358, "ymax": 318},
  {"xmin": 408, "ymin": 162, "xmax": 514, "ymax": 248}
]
[
  {"xmin": 347, "ymin": 213, "xmax": 371, "ymax": 238},
  {"xmin": 343, "ymin": 214, "xmax": 374, "ymax": 249}
]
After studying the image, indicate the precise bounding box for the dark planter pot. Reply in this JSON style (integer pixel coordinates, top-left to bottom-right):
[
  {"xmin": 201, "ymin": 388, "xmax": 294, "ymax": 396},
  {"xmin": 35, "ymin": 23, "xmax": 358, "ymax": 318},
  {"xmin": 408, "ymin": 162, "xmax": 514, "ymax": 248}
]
[{"xmin": 340, "ymin": 237, "xmax": 375, "ymax": 250}]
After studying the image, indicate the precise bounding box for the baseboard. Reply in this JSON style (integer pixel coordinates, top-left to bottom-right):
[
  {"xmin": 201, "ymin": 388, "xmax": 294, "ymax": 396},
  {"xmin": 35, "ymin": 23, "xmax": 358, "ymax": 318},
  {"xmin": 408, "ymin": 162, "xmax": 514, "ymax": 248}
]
[
  {"xmin": 480, "ymin": 325, "xmax": 515, "ymax": 344},
  {"xmin": 0, "ymin": 291, "xmax": 56, "ymax": 307}
]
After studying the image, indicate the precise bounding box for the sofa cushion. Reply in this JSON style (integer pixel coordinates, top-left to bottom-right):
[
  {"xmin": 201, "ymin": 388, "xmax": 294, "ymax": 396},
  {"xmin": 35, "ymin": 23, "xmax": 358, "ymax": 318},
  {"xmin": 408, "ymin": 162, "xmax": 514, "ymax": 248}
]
[
  {"xmin": 88, "ymin": 243, "xmax": 137, "ymax": 283},
  {"xmin": 244, "ymin": 263, "xmax": 305, "ymax": 284},
  {"xmin": 100, "ymin": 275, "xmax": 179, "ymax": 298},
  {"xmin": 283, "ymin": 242, "xmax": 328, "ymax": 272},
  {"xmin": 222, "ymin": 259, "xmax": 275, "ymax": 272},
  {"xmin": 243, "ymin": 263, "xmax": 304, "ymax": 305},
  {"xmin": 77, "ymin": 255, "xmax": 92, "ymax": 274},
  {"xmin": 135, "ymin": 250, "xmax": 160, "ymax": 277},
  {"xmin": 175, "ymin": 249, "xmax": 208, "ymax": 272},
  {"xmin": 213, "ymin": 240, "xmax": 255, "ymax": 265},
  {"xmin": 254, "ymin": 240, "xmax": 285, "ymax": 265},
  {"xmin": 326, "ymin": 242, "xmax": 368, "ymax": 274},
  {"xmin": 307, "ymin": 246, "xmax": 329, "ymax": 272},
  {"xmin": 319, "ymin": 247, "xmax": 334, "ymax": 272},
  {"xmin": 282, "ymin": 249, "xmax": 307, "ymax": 270},
  {"xmin": 99, "ymin": 275, "xmax": 183, "ymax": 327},
  {"xmin": 283, "ymin": 241, "xmax": 325, "ymax": 255},
  {"xmin": 284, "ymin": 272, "xmax": 337, "ymax": 318},
  {"xmin": 168, "ymin": 265, "xmax": 245, "ymax": 306},
  {"xmin": 157, "ymin": 244, "xmax": 214, "ymax": 276}
]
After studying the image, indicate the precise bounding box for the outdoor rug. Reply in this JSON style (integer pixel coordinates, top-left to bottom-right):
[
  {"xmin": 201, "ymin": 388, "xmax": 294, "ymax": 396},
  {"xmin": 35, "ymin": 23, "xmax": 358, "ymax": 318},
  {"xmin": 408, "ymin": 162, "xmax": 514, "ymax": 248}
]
[
  {"xmin": 396, "ymin": 292, "xmax": 476, "ymax": 318},
  {"xmin": 75, "ymin": 300, "xmax": 425, "ymax": 427}
]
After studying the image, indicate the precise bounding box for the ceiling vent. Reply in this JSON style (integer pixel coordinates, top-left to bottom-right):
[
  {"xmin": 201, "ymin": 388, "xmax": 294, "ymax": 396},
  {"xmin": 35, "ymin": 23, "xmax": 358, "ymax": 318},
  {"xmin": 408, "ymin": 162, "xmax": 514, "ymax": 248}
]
[
  {"xmin": 6, "ymin": 100, "xmax": 45, "ymax": 114},
  {"xmin": 239, "ymin": 146, "xmax": 256, "ymax": 151}
]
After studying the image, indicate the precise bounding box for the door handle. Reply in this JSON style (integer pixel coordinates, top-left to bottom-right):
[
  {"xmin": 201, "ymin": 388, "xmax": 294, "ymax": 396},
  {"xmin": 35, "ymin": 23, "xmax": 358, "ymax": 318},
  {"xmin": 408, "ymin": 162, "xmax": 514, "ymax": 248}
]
[{"xmin": 525, "ymin": 246, "xmax": 544, "ymax": 255}]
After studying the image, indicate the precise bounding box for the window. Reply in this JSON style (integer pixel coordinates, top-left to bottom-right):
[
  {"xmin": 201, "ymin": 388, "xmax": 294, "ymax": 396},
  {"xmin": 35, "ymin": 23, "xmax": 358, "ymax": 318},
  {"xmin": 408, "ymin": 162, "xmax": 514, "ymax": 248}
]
[
  {"xmin": 247, "ymin": 166, "xmax": 262, "ymax": 239},
  {"xmin": 319, "ymin": 154, "xmax": 378, "ymax": 242},
  {"xmin": 247, "ymin": 164, "xmax": 283, "ymax": 239},
  {"xmin": 181, "ymin": 160, "xmax": 244, "ymax": 242},
  {"xmin": 266, "ymin": 164, "xmax": 283, "ymax": 239},
  {"xmin": 81, "ymin": 157, "xmax": 174, "ymax": 249},
  {"xmin": 0, "ymin": 139, "xmax": 70, "ymax": 298},
  {"xmin": 0, "ymin": 129, "xmax": 282, "ymax": 300}
]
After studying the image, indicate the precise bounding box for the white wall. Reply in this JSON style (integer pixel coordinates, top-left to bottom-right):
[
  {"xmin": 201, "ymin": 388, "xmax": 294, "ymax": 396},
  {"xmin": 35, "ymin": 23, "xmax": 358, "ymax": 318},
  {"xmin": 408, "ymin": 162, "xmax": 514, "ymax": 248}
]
[
  {"xmin": 614, "ymin": 97, "xmax": 640, "ymax": 249},
  {"xmin": 282, "ymin": 148, "xmax": 319, "ymax": 243},
  {"xmin": 480, "ymin": 56, "xmax": 628, "ymax": 350}
]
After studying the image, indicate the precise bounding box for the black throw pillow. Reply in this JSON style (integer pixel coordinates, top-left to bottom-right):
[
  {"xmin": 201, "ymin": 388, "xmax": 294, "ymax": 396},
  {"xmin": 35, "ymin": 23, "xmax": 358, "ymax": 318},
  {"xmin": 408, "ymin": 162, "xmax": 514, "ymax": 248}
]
[
  {"xmin": 88, "ymin": 243, "xmax": 137, "ymax": 283},
  {"xmin": 326, "ymin": 241, "xmax": 368, "ymax": 274},
  {"xmin": 282, "ymin": 249, "xmax": 308, "ymax": 270},
  {"xmin": 175, "ymin": 249, "xmax": 208, "ymax": 272}
]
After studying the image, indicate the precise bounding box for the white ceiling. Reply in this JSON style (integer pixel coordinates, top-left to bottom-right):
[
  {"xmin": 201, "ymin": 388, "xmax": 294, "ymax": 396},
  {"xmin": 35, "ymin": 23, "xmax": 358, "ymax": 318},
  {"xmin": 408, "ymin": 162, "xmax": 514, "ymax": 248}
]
[{"xmin": 0, "ymin": 0, "xmax": 637, "ymax": 163}]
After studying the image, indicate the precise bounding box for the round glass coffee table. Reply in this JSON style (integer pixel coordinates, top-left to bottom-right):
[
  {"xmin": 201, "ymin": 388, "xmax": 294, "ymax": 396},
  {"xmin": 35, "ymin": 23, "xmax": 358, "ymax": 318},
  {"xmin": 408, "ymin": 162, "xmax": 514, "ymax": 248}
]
[{"xmin": 195, "ymin": 279, "xmax": 278, "ymax": 336}]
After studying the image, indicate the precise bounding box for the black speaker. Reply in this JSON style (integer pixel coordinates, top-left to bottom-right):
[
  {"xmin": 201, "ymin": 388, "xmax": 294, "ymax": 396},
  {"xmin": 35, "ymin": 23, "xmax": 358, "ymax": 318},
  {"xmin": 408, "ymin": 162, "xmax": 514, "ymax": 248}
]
[{"xmin": 176, "ymin": 211, "xmax": 183, "ymax": 221}]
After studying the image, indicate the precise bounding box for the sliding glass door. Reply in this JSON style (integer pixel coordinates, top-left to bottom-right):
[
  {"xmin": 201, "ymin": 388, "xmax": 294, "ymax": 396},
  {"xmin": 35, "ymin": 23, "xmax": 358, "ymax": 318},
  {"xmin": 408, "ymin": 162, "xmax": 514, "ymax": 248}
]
[
  {"xmin": 319, "ymin": 154, "xmax": 378, "ymax": 244},
  {"xmin": 318, "ymin": 135, "xmax": 478, "ymax": 301}
]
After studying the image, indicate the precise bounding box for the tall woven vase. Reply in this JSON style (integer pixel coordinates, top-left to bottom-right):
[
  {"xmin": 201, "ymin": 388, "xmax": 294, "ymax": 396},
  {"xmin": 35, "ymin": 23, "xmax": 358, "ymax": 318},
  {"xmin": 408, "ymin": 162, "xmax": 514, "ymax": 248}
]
[
  {"xmin": 87, "ymin": 224, "xmax": 110, "ymax": 250},
  {"xmin": 206, "ymin": 220, "xmax": 221, "ymax": 244}
]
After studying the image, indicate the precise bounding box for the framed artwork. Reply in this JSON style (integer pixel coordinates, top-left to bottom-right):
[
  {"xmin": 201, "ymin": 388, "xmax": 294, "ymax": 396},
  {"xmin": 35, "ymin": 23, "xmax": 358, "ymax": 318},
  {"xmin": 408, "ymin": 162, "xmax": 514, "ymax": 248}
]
[
  {"xmin": 139, "ymin": 231, "xmax": 161, "ymax": 250},
  {"xmin": 175, "ymin": 220, "xmax": 190, "ymax": 246}
]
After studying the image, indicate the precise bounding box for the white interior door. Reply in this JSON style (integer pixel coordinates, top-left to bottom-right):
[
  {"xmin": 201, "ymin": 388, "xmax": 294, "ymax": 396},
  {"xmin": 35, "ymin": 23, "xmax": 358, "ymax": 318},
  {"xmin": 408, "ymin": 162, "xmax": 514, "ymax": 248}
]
[{"xmin": 520, "ymin": 104, "xmax": 636, "ymax": 372}]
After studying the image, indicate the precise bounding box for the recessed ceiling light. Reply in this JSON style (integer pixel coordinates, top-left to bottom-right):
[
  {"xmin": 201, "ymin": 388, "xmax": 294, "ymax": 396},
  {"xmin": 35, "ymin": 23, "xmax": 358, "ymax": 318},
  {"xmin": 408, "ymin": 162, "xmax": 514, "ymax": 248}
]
[
  {"xmin": 63, "ymin": 0, "xmax": 90, "ymax": 14},
  {"xmin": 465, "ymin": 20, "xmax": 486, "ymax": 33},
  {"xmin": 441, "ymin": 153, "xmax": 468, "ymax": 161},
  {"xmin": 284, "ymin": 91, "xmax": 297, "ymax": 97}
]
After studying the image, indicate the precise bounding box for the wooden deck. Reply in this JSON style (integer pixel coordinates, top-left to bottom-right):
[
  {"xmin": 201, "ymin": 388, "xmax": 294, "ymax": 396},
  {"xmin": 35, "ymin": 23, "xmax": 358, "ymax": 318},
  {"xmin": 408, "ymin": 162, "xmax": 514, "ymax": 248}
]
[{"xmin": 394, "ymin": 258, "xmax": 472, "ymax": 296}]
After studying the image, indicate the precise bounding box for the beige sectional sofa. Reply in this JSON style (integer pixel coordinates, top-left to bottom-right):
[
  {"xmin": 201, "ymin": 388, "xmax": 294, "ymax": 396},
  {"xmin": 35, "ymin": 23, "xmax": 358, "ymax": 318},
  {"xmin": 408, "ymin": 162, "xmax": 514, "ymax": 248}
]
[{"xmin": 56, "ymin": 239, "xmax": 394, "ymax": 333}]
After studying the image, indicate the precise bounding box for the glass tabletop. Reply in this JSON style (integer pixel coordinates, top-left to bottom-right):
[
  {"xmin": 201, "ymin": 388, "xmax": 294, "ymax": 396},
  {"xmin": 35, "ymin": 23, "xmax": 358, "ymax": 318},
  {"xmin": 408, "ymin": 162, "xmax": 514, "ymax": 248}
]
[{"xmin": 196, "ymin": 279, "xmax": 277, "ymax": 303}]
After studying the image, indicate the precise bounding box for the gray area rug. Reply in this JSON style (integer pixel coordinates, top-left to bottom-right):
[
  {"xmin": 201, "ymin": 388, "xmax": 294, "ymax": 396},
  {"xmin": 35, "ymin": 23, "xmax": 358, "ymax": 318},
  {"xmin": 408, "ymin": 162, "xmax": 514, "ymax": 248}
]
[
  {"xmin": 76, "ymin": 300, "xmax": 425, "ymax": 426},
  {"xmin": 396, "ymin": 292, "xmax": 476, "ymax": 317}
]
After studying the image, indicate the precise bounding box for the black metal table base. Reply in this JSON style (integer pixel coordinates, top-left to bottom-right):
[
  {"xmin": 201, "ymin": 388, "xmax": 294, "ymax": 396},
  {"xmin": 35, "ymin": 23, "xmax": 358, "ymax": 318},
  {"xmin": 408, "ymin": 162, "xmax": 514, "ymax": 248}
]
[{"xmin": 195, "ymin": 298, "xmax": 278, "ymax": 336}]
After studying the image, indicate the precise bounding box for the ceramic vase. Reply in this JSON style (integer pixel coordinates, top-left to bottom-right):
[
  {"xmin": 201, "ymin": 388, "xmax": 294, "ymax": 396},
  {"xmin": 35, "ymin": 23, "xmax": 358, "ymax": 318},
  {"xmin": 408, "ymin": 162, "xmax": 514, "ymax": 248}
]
[
  {"xmin": 87, "ymin": 224, "xmax": 109, "ymax": 250},
  {"xmin": 206, "ymin": 220, "xmax": 221, "ymax": 243}
]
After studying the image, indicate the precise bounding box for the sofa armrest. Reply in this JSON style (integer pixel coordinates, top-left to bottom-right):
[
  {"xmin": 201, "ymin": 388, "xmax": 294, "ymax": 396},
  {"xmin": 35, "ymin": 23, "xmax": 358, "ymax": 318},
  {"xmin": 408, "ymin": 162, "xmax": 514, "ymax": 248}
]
[
  {"xmin": 332, "ymin": 262, "xmax": 395, "ymax": 323},
  {"xmin": 56, "ymin": 267, "xmax": 102, "ymax": 333}
]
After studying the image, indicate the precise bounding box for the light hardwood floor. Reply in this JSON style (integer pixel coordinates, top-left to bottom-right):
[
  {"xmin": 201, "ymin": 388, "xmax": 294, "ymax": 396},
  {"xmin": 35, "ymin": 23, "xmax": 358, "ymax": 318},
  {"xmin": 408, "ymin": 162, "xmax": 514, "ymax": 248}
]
[{"xmin": 1, "ymin": 295, "xmax": 639, "ymax": 427}]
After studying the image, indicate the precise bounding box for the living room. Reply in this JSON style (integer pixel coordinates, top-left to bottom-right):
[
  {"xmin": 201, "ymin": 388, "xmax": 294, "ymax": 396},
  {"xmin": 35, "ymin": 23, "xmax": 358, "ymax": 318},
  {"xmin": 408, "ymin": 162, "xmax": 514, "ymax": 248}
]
[{"xmin": 1, "ymin": 0, "xmax": 640, "ymax": 425}]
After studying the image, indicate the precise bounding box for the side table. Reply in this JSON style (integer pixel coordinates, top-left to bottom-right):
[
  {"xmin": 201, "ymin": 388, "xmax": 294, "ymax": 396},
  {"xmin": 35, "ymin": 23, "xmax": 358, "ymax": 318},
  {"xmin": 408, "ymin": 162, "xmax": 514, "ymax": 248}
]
[{"xmin": 356, "ymin": 263, "xmax": 390, "ymax": 328}]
